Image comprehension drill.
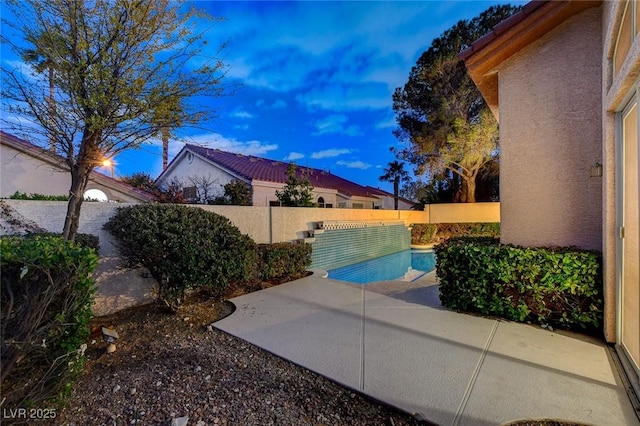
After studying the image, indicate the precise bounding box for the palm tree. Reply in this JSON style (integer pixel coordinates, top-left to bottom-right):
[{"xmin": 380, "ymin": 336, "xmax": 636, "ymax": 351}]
[
  {"xmin": 379, "ymin": 160, "xmax": 410, "ymax": 210},
  {"xmin": 151, "ymin": 88, "xmax": 184, "ymax": 170},
  {"xmin": 22, "ymin": 32, "xmax": 62, "ymax": 153}
]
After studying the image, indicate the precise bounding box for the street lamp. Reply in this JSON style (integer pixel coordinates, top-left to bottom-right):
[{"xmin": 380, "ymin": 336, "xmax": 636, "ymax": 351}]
[{"xmin": 102, "ymin": 159, "xmax": 115, "ymax": 178}]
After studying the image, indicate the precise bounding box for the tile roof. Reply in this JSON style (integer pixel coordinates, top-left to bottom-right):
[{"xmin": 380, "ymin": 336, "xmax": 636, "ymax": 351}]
[
  {"xmin": 458, "ymin": 1, "xmax": 547, "ymax": 61},
  {"xmin": 185, "ymin": 144, "xmax": 380, "ymax": 198}
]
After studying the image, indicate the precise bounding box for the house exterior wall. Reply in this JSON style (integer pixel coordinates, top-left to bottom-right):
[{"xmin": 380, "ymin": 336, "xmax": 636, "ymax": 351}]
[
  {"xmin": 1, "ymin": 143, "xmax": 145, "ymax": 203},
  {"xmin": 497, "ymin": 7, "xmax": 603, "ymax": 251},
  {"xmin": 156, "ymin": 153, "xmax": 240, "ymax": 199},
  {"xmin": 1, "ymin": 143, "xmax": 70, "ymax": 198},
  {"xmin": 251, "ymin": 180, "xmax": 343, "ymax": 208},
  {"xmin": 602, "ymin": 0, "xmax": 640, "ymax": 361}
]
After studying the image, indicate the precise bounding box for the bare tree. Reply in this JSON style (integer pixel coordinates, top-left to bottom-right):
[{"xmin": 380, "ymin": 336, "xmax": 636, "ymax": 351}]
[
  {"xmin": 188, "ymin": 174, "xmax": 220, "ymax": 204},
  {"xmin": 2, "ymin": 0, "xmax": 230, "ymax": 239}
]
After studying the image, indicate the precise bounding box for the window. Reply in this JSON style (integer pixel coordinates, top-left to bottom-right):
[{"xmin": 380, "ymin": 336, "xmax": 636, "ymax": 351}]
[
  {"xmin": 317, "ymin": 197, "xmax": 325, "ymax": 208},
  {"xmin": 325, "ymin": 204, "xmax": 333, "ymax": 208},
  {"xmin": 269, "ymin": 200, "xmax": 281, "ymax": 207},
  {"xmin": 182, "ymin": 186, "xmax": 197, "ymax": 200},
  {"xmin": 338, "ymin": 202, "xmax": 347, "ymax": 208},
  {"xmin": 84, "ymin": 188, "xmax": 108, "ymax": 202},
  {"xmin": 352, "ymin": 203, "xmax": 364, "ymax": 209},
  {"xmin": 615, "ymin": 0, "xmax": 637, "ymax": 76}
]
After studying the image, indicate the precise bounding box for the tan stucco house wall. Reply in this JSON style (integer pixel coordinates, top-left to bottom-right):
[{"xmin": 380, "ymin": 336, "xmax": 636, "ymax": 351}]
[
  {"xmin": 497, "ymin": 6, "xmax": 603, "ymax": 250},
  {"xmin": 461, "ymin": 0, "xmax": 640, "ymax": 395}
]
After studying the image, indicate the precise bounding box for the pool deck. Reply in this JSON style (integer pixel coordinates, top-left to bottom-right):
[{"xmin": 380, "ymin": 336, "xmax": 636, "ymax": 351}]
[{"xmin": 214, "ymin": 271, "xmax": 640, "ymax": 426}]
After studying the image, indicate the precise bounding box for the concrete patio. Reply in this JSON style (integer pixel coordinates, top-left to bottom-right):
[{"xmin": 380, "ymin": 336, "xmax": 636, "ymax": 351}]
[{"xmin": 214, "ymin": 271, "xmax": 639, "ymax": 426}]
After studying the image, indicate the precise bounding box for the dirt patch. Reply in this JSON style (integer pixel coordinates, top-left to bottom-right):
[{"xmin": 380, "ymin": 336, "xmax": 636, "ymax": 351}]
[{"xmin": 56, "ymin": 280, "xmax": 428, "ymax": 425}]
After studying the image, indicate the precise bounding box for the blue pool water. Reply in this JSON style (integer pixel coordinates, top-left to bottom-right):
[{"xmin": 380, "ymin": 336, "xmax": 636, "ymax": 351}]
[{"xmin": 327, "ymin": 249, "xmax": 436, "ymax": 284}]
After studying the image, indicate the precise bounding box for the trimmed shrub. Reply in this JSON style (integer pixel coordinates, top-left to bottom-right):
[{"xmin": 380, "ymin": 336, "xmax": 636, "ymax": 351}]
[
  {"xmin": 8, "ymin": 191, "xmax": 69, "ymax": 201},
  {"xmin": 411, "ymin": 223, "xmax": 437, "ymax": 245},
  {"xmin": 104, "ymin": 204, "xmax": 259, "ymax": 309},
  {"xmin": 434, "ymin": 237, "xmax": 603, "ymax": 332},
  {"xmin": 29, "ymin": 232, "xmax": 100, "ymax": 253},
  {"xmin": 411, "ymin": 222, "xmax": 500, "ymax": 245},
  {"xmin": 1, "ymin": 235, "xmax": 98, "ymax": 408},
  {"xmin": 259, "ymin": 242, "xmax": 312, "ymax": 281}
]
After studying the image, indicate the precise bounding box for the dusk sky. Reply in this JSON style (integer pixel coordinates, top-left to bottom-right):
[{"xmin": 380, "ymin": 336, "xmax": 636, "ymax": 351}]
[{"xmin": 2, "ymin": 1, "xmax": 523, "ymax": 193}]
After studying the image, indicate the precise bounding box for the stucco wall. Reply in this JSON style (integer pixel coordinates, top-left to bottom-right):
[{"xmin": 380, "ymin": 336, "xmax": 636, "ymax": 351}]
[
  {"xmin": 427, "ymin": 202, "xmax": 500, "ymax": 224},
  {"xmin": 602, "ymin": 1, "xmax": 640, "ymax": 348},
  {"xmin": 0, "ymin": 200, "xmax": 157, "ymax": 316},
  {"xmin": 498, "ymin": 7, "xmax": 603, "ymax": 250},
  {"xmin": 1, "ymin": 143, "xmax": 146, "ymax": 203},
  {"xmin": 157, "ymin": 153, "xmax": 235, "ymax": 199},
  {"xmin": 1, "ymin": 144, "xmax": 70, "ymax": 198}
]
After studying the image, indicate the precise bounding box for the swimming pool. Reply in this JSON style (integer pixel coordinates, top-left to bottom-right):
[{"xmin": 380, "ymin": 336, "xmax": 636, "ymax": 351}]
[{"xmin": 327, "ymin": 249, "xmax": 436, "ymax": 284}]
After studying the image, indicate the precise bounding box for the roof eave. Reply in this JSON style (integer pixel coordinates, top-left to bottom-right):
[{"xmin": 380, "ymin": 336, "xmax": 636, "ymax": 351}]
[{"xmin": 460, "ymin": 0, "xmax": 602, "ymax": 117}]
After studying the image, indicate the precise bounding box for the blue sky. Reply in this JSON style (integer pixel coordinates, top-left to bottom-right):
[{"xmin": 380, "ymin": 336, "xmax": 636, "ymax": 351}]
[{"xmin": 2, "ymin": 1, "xmax": 523, "ymax": 193}]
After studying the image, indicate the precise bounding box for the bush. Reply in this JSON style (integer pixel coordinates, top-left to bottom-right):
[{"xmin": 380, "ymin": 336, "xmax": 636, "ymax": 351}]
[
  {"xmin": 29, "ymin": 232, "xmax": 100, "ymax": 253},
  {"xmin": 434, "ymin": 237, "xmax": 603, "ymax": 332},
  {"xmin": 104, "ymin": 204, "xmax": 258, "ymax": 310},
  {"xmin": 411, "ymin": 224, "xmax": 437, "ymax": 245},
  {"xmin": 259, "ymin": 242, "xmax": 312, "ymax": 281},
  {"xmin": 7, "ymin": 191, "xmax": 69, "ymax": 201},
  {"xmin": 1, "ymin": 235, "xmax": 98, "ymax": 408},
  {"xmin": 411, "ymin": 222, "xmax": 499, "ymax": 244}
]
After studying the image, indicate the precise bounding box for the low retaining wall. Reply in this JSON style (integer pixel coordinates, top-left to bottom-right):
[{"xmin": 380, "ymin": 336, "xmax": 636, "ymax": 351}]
[
  {"xmin": 426, "ymin": 202, "xmax": 500, "ymax": 224},
  {"xmin": 0, "ymin": 200, "xmax": 500, "ymax": 244}
]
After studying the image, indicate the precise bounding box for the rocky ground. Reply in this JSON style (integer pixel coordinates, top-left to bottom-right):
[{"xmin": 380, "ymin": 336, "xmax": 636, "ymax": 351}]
[
  {"xmin": 52, "ymin": 283, "xmax": 589, "ymax": 426},
  {"xmin": 55, "ymin": 299, "xmax": 428, "ymax": 426}
]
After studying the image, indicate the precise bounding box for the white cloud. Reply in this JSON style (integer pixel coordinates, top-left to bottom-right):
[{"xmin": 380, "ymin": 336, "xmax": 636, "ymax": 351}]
[
  {"xmin": 202, "ymin": 1, "xmax": 481, "ymax": 107},
  {"xmin": 313, "ymin": 114, "xmax": 362, "ymax": 136},
  {"xmin": 231, "ymin": 109, "xmax": 253, "ymax": 119},
  {"xmin": 311, "ymin": 148, "xmax": 352, "ymax": 159},
  {"xmin": 336, "ymin": 160, "xmax": 372, "ymax": 170},
  {"xmin": 272, "ymin": 99, "xmax": 287, "ymax": 108},
  {"xmin": 175, "ymin": 132, "xmax": 278, "ymax": 156},
  {"xmin": 298, "ymin": 82, "xmax": 392, "ymax": 112},
  {"xmin": 375, "ymin": 115, "xmax": 397, "ymax": 129},
  {"xmin": 284, "ymin": 152, "xmax": 304, "ymax": 161}
]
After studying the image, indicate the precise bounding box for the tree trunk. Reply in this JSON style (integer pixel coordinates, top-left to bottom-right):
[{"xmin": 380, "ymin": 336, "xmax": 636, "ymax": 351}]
[
  {"xmin": 162, "ymin": 126, "xmax": 169, "ymax": 170},
  {"xmin": 461, "ymin": 174, "xmax": 477, "ymax": 203},
  {"xmin": 48, "ymin": 67, "xmax": 56, "ymax": 153},
  {"xmin": 393, "ymin": 179, "xmax": 399, "ymax": 210},
  {"xmin": 62, "ymin": 166, "xmax": 91, "ymax": 241},
  {"xmin": 62, "ymin": 131, "xmax": 96, "ymax": 241}
]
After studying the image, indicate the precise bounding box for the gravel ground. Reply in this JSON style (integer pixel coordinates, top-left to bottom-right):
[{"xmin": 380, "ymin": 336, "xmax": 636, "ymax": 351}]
[{"xmin": 55, "ymin": 300, "xmax": 428, "ymax": 426}]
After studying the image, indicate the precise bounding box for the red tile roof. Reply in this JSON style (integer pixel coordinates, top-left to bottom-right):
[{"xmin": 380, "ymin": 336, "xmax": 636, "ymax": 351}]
[{"xmin": 185, "ymin": 144, "xmax": 379, "ymax": 198}]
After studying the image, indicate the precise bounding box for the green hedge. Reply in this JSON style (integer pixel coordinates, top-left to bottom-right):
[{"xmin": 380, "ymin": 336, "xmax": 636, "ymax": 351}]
[
  {"xmin": 259, "ymin": 242, "xmax": 312, "ymax": 281},
  {"xmin": 434, "ymin": 237, "xmax": 603, "ymax": 331},
  {"xmin": 30, "ymin": 232, "xmax": 100, "ymax": 253},
  {"xmin": 7, "ymin": 191, "xmax": 69, "ymax": 201},
  {"xmin": 411, "ymin": 222, "xmax": 500, "ymax": 245},
  {"xmin": 1, "ymin": 235, "xmax": 98, "ymax": 407},
  {"xmin": 104, "ymin": 204, "xmax": 259, "ymax": 309}
]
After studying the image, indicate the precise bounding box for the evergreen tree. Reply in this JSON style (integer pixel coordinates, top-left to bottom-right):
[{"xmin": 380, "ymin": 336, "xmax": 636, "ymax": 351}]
[
  {"xmin": 276, "ymin": 164, "xmax": 315, "ymax": 207},
  {"xmin": 392, "ymin": 4, "xmax": 519, "ymax": 202}
]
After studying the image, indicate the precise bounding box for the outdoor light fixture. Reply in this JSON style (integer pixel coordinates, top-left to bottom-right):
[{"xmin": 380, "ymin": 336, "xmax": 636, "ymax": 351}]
[
  {"xmin": 590, "ymin": 161, "xmax": 603, "ymax": 178},
  {"xmin": 102, "ymin": 327, "xmax": 119, "ymax": 353},
  {"xmin": 102, "ymin": 159, "xmax": 115, "ymax": 178}
]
